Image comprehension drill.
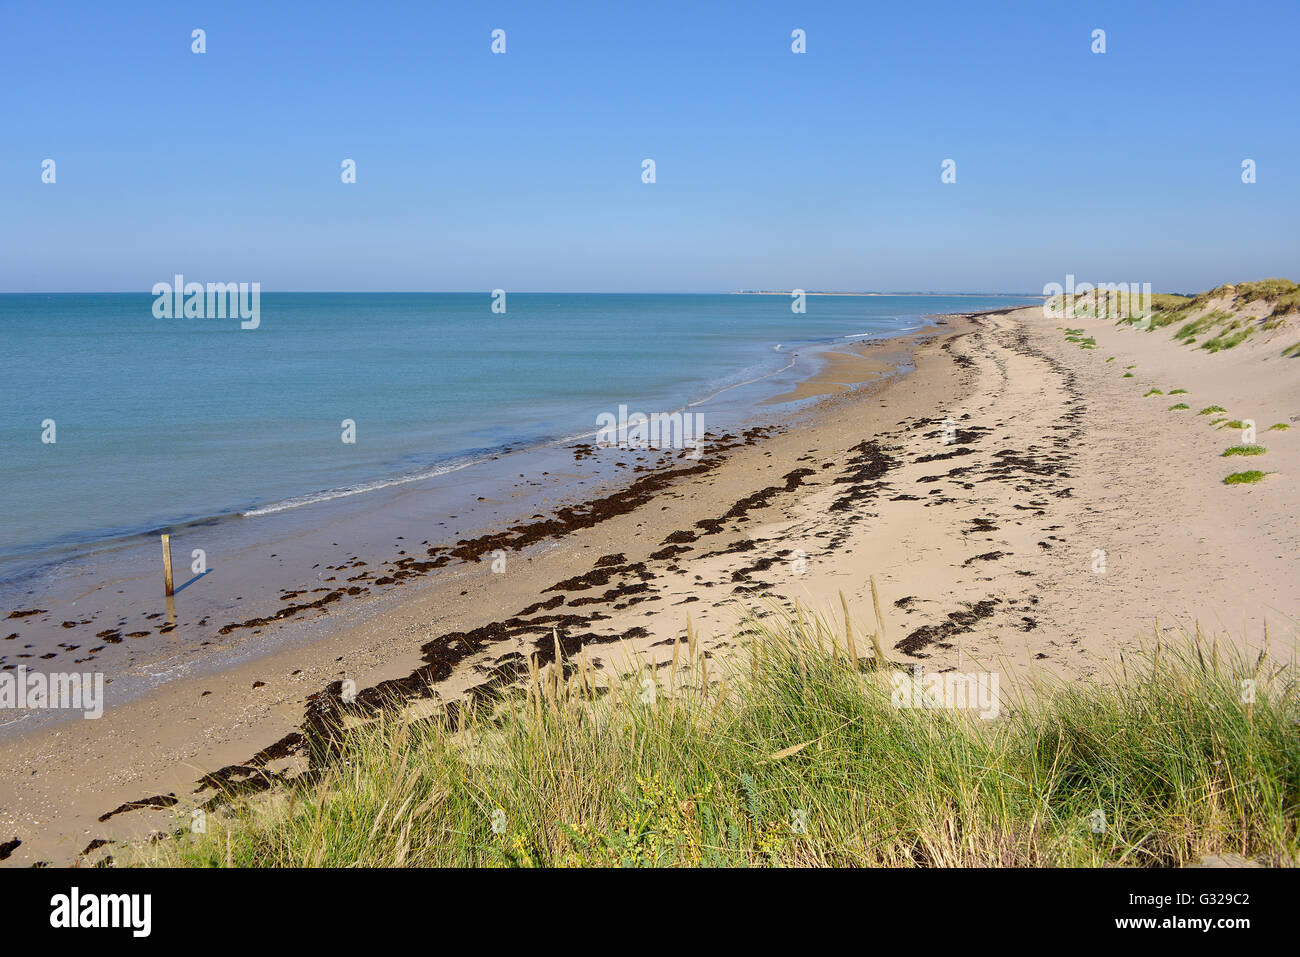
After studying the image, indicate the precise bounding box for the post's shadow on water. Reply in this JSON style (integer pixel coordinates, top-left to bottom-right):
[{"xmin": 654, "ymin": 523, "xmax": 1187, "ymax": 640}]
[{"xmin": 173, "ymin": 570, "xmax": 211, "ymax": 595}]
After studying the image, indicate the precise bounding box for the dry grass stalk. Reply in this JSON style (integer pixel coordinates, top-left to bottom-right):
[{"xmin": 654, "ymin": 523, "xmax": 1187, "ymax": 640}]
[
  {"xmin": 870, "ymin": 576, "xmax": 889, "ymax": 664},
  {"xmin": 839, "ymin": 589, "xmax": 858, "ymax": 665},
  {"xmin": 671, "ymin": 632, "xmax": 682, "ymax": 697}
]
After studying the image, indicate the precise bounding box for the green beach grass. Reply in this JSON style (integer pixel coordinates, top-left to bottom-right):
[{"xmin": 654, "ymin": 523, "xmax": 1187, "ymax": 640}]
[
  {"xmin": 137, "ymin": 607, "xmax": 1300, "ymax": 869},
  {"xmin": 1123, "ymin": 280, "xmax": 1300, "ymax": 354},
  {"xmin": 1224, "ymin": 470, "xmax": 1268, "ymax": 485}
]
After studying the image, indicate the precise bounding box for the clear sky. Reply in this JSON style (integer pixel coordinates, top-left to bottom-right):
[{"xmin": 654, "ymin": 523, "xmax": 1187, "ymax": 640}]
[{"xmin": 2, "ymin": 0, "xmax": 1296, "ymax": 293}]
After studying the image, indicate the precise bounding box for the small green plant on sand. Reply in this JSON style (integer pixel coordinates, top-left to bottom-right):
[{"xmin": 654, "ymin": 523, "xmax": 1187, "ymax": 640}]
[
  {"xmin": 1224, "ymin": 470, "xmax": 1267, "ymax": 484},
  {"xmin": 1168, "ymin": 403, "xmax": 1190, "ymax": 411},
  {"xmin": 1123, "ymin": 372, "xmax": 1134, "ymax": 378},
  {"xmin": 1203, "ymin": 328, "xmax": 1252, "ymax": 353},
  {"xmin": 1223, "ymin": 445, "xmax": 1266, "ymax": 457},
  {"xmin": 1143, "ymin": 388, "xmax": 1163, "ymax": 397},
  {"xmin": 1199, "ymin": 406, "xmax": 1226, "ymax": 415},
  {"xmin": 1219, "ymin": 420, "xmax": 1248, "ymax": 430},
  {"xmin": 1268, "ymin": 423, "xmax": 1291, "ymax": 431},
  {"xmin": 1169, "ymin": 388, "xmax": 1188, "ymax": 394}
]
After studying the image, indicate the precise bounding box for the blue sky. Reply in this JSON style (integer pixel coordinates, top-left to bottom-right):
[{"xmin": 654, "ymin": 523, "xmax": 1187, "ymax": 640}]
[{"xmin": 2, "ymin": 0, "xmax": 1296, "ymax": 293}]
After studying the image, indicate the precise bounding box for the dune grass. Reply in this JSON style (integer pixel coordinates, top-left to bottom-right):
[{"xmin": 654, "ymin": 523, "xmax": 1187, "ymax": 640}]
[
  {"xmin": 1203, "ymin": 328, "xmax": 1252, "ymax": 352},
  {"xmin": 1224, "ymin": 470, "xmax": 1268, "ymax": 485},
  {"xmin": 1143, "ymin": 388, "xmax": 1163, "ymax": 397},
  {"xmin": 1115, "ymin": 280, "xmax": 1299, "ymax": 354},
  {"xmin": 1200, "ymin": 406, "xmax": 1227, "ymax": 415},
  {"xmin": 1223, "ymin": 445, "xmax": 1267, "ymax": 457},
  {"xmin": 1237, "ymin": 278, "xmax": 1300, "ymax": 317},
  {"xmin": 138, "ymin": 607, "xmax": 1300, "ymax": 869},
  {"xmin": 1168, "ymin": 403, "xmax": 1190, "ymax": 411}
]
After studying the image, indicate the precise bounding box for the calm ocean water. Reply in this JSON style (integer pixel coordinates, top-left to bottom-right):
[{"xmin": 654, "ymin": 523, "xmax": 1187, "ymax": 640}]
[{"xmin": 0, "ymin": 293, "xmax": 1032, "ymax": 580}]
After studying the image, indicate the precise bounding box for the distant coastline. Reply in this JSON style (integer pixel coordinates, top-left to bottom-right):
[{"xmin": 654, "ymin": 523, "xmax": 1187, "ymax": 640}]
[{"xmin": 732, "ymin": 290, "xmax": 1046, "ymax": 298}]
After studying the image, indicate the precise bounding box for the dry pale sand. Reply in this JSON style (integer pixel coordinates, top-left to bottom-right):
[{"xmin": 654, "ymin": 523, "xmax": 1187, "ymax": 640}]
[{"xmin": 2, "ymin": 305, "xmax": 1297, "ymax": 866}]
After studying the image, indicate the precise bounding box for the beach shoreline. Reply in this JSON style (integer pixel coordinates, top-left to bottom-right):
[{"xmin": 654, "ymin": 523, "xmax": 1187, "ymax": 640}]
[
  {"xmin": 2, "ymin": 302, "xmax": 1297, "ymax": 867},
  {"xmin": 0, "ymin": 316, "xmax": 943, "ymax": 864},
  {"xmin": 0, "ymin": 312, "xmax": 935, "ymax": 732}
]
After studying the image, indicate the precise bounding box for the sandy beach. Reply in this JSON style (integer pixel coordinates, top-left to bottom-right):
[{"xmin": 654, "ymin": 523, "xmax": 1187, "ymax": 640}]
[{"xmin": 2, "ymin": 302, "xmax": 1296, "ymax": 867}]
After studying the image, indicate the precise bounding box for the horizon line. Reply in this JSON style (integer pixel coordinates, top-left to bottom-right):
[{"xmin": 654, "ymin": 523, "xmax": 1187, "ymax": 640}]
[{"xmin": 0, "ymin": 289, "xmax": 1049, "ymax": 297}]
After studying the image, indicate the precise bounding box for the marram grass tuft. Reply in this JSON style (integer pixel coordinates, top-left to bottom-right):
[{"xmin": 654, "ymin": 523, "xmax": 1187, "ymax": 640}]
[{"xmin": 140, "ymin": 607, "xmax": 1300, "ymax": 868}]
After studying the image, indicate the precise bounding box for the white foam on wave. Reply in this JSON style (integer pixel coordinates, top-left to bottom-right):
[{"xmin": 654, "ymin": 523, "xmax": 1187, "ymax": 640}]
[
  {"xmin": 241, "ymin": 457, "xmax": 485, "ymax": 517},
  {"xmin": 242, "ymin": 325, "xmax": 907, "ymax": 519},
  {"xmin": 844, "ymin": 321, "xmax": 922, "ymax": 340},
  {"xmin": 687, "ymin": 355, "xmax": 798, "ymax": 407}
]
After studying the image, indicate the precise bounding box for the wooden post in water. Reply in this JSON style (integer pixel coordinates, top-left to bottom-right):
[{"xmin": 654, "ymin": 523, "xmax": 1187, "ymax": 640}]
[{"xmin": 161, "ymin": 533, "xmax": 175, "ymax": 596}]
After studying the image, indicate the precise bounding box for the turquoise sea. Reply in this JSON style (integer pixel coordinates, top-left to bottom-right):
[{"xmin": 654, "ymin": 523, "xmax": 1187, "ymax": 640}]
[{"xmin": 0, "ymin": 293, "xmax": 1034, "ymax": 582}]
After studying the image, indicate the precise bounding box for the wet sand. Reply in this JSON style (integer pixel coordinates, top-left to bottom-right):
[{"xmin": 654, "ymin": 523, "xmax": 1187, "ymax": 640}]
[
  {"xmin": 2, "ymin": 306, "xmax": 1297, "ymax": 866},
  {"xmin": 762, "ymin": 347, "xmax": 896, "ymax": 403}
]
